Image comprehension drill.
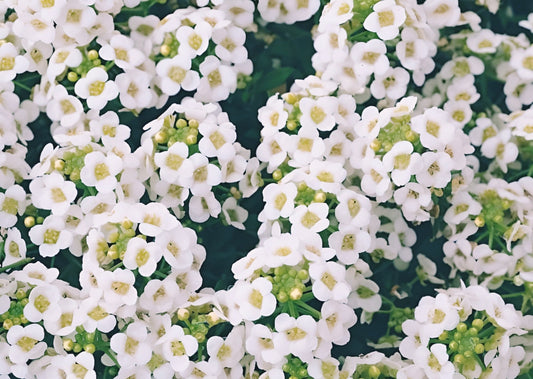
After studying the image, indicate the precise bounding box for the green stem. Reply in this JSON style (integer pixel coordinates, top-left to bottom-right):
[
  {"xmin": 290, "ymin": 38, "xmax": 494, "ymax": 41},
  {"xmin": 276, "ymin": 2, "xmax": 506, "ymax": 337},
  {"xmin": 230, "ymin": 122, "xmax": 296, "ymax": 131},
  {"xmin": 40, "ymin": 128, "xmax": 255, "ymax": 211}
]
[
  {"xmin": 0, "ymin": 258, "xmax": 33, "ymax": 273},
  {"xmin": 295, "ymin": 300, "xmax": 321, "ymax": 319},
  {"xmin": 13, "ymin": 81, "xmax": 33, "ymax": 92},
  {"xmin": 109, "ymin": 261, "xmax": 123, "ymax": 271},
  {"xmin": 287, "ymin": 300, "xmax": 299, "ymax": 318}
]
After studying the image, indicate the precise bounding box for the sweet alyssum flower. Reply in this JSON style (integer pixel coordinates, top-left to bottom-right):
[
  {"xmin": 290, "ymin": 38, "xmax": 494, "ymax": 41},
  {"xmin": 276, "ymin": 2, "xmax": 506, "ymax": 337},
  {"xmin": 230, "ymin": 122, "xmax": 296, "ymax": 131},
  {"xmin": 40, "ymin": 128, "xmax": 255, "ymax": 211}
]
[{"xmin": 74, "ymin": 67, "xmax": 118, "ymax": 110}]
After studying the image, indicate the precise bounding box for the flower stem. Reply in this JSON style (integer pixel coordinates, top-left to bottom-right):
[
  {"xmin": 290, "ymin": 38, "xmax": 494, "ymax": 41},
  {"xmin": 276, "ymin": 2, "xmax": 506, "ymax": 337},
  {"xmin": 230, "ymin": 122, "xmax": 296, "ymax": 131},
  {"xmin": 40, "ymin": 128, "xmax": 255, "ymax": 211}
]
[{"xmin": 0, "ymin": 258, "xmax": 33, "ymax": 273}]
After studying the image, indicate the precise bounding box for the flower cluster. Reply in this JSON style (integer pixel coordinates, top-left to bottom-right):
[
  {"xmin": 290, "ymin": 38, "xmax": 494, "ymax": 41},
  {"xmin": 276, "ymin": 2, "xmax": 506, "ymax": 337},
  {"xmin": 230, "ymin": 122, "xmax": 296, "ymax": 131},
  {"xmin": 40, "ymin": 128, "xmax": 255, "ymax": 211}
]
[{"xmin": 1, "ymin": 0, "xmax": 533, "ymax": 378}]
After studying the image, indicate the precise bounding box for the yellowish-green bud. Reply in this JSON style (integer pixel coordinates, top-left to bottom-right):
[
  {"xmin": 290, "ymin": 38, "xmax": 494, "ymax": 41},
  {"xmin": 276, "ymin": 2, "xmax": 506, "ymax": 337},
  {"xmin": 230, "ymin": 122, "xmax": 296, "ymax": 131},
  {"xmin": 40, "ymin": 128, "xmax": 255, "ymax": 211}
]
[
  {"xmin": 207, "ymin": 311, "xmax": 220, "ymax": 325},
  {"xmin": 185, "ymin": 134, "xmax": 197, "ymax": 145},
  {"xmin": 272, "ymin": 169, "xmax": 283, "ymax": 181},
  {"xmin": 188, "ymin": 119, "xmax": 199, "ymax": 128},
  {"xmin": 24, "ymin": 216, "xmax": 35, "ymax": 228},
  {"xmin": 160, "ymin": 44, "xmax": 171, "ymax": 56},
  {"xmin": 67, "ymin": 71, "xmax": 78, "ymax": 82},
  {"xmin": 73, "ymin": 343, "xmax": 82, "ymax": 353},
  {"xmin": 154, "ymin": 131, "xmax": 168, "ymax": 144},
  {"xmin": 3, "ymin": 319, "xmax": 13, "ymax": 330},
  {"xmin": 177, "ymin": 308, "xmax": 190, "ymax": 321},
  {"xmin": 84, "ymin": 343, "xmax": 96, "ymax": 354},
  {"xmin": 63, "ymin": 338, "xmax": 74, "ymax": 351},
  {"xmin": 474, "ymin": 216, "xmax": 485, "ymax": 227},
  {"xmin": 313, "ymin": 191, "xmax": 326, "ymax": 202},
  {"xmin": 285, "ymin": 93, "xmax": 297, "ymax": 105},
  {"xmin": 87, "ymin": 50, "xmax": 99, "ymax": 60},
  {"xmin": 121, "ymin": 219, "xmax": 133, "ymax": 230},
  {"xmin": 176, "ymin": 119, "xmax": 187, "ymax": 128},
  {"xmin": 286, "ymin": 120, "xmax": 297, "ymax": 131},
  {"xmin": 289, "ymin": 287, "xmax": 302, "ymax": 301},
  {"xmin": 370, "ymin": 139, "xmax": 381, "ymax": 151},
  {"xmin": 54, "ymin": 159, "xmax": 65, "ymax": 171},
  {"xmin": 368, "ymin": 365, "xmax": 381, "ymax": 378}
]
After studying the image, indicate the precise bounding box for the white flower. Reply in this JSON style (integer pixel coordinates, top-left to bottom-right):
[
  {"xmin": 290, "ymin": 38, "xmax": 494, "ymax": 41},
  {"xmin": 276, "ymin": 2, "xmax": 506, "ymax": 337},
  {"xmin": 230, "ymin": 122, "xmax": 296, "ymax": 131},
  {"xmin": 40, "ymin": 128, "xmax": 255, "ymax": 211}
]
[
  {"xmin": 160, "ymin": 325, "xmax": 198, "ymax": 374},
  {"xmin": 207, "ymin": 326, "xmax": 244, "ymax": 370},
  {"xmin": 288, "ymin": 127, "xmax": 325, "ymax": 167},
  {"xmin": 115, "ymin": 70, "xmax": 153, "ymax": 110},
  {"xmin": 156, "ymin": 56, "xmax": 200, "ymax": 96},
  {"xmin": 28, "ymin": 215, "xmax": 73, "ymax": 257},
  {"xmin": 382, "ymin": 141, "xmax": 421, "ymax": 186},
  {"xmin": 30, "ymin": 173, "xmax": 77, "ymax": 215},
  {"xmin": 446, "ymin": 75, "xmax": 480, "ymax": 104},
  {"xmin": 361, "ymin": 158, "xmax": 391, "ymax": 197},
  {"xmin": 45, "ymin": 85, "xmax": 84, "ymax": 128},
  {"xmin": 3, "ymin": 228, "xmax": 27, "ymax": 266},
  {"xmin": 0, "ymin": 185, "xmax": 26, "ymax": 228},
  {"xmin": 290, "ymin": 203, "xmax": 329, "ymax": 234},
  {"xmin": 74, "ymin": 67, "xmax": 118, "ymax": 110},
  {"xmin": 101, "ymin": 268, "xmax": 137, "ymax": 308},
  {"xmin": 138, "ymin": 202, "xmax": 180, "ymax": 236},
  {"xmin": 363, "ymin": 0, "xmax": 406, "ymax": 40},
  {"xmin": 480, "ymin": 130, "xmax": 518, "ymax": 173},
  {"xmin": 413, "ymin": 344, "xmax": 455, "ymax": 378},
  {"xmin": 399, "ymin": 320, "xmax": 429, "ymax": 360},
  {"xmin": 99, "ymin": 34, "xmax": 145, "ymax": 70},
  {"xmin": 154, "ymin": 141, "xmax": 193, "ymax": 184},
  {"xmin": 256, "ymin": 132, "xmax": 290, "ymax": 172},
  {"xmin": 273, "ymin": 314, "xmax": 317, "ymax": 362},
  {"xmin": 123, "ymin": 237, "xmax": 162, "ymax": 277},
  {"xmin": 314, "ymin": 26, "xmax": 349, "ymax": 65},
  {"xmin": 503, "ymin": 73, "xmax": 533, "ymax": 111},
  {"xmin": 309, "ymin": 261, "xmax": 351, "ymax": 302},
  {"xmin": 328, "ymin": 225, "xmax": 371, "ymax": 265},
  {"xmin": 221, "ymin": 197, "xmax": 248, "ymax": 230},
  {"xmin": 0, "ymin": 43, "xmax": 29, "ymax": 83},
  {"xmin": 184, "ymin": 153, "xmax": 222, "ymax": 196},
  {"xmin": 423, "ymin": 0, "xmax": 461, "ymax": 28},
  {"xmin": 196, "ymin": 56, "xmax": 237, "ymax": 103},
  {"xmin": 443, "ymin": 191, "xmax": 482, "ymax": 225},
  {"xmin": 188, "ymin": 192, "xmax": 221, "ymax": 223},
  {"xmin": 306, "ymin": 160, "xmax": 346, "ymax": 194},
  {"xmin": 415, "ymin": 152, "xmax": 453, "ymax": 189},
  {"xmin": 335, "ymin": 189, "xmax": 372, "ymax": 227},
  {"xmin": 139, "ymin": 278, "xmax": 182, "ymax": 314},
  {"xmin": 261, "ymin": 182, "xmax": 297, "ymax": 221},
  {"xmin": 24, "ymin": 284, "xmax": 61, "ymax": 324},
  {"xmin": 396, "ymin": 28, "xmax": 431, "ymax": 71},
  {"xmin": 110, "ymin": 322, "xmax": 151, "ymax": 368},
  {"xmin": 245, "ymin": 324, "xmax": 284, "ymax": 366},
  {"xmin": 347, "ymin": 272, "xmax": 382, "ymax": 313},
  {"xmin": 414, "ymin": 294, "xmax": 459, "ymax": 337},
  {"xmin": 411, "ymin": 108, "xmax": 455, "ymax": 150},
  {"xmin": 466, "ymin": 29, "xmax": 502, "ymax": 54},
  {"xmin": 258, "ymin": 95, "xmax": 289, "ymax": 135},
  {"xmin": 155, "ymin": 227, "xmax": 195, "ymax": 270},
  {"xmin": 233, "ymin": 277, "xmax": 276, "ymax": 320},
  {"xmin": 370, "ymin": 67, "xmax": 410, "ymax": 100},
  {"xmin": 80, "ymin": 151, "xmax": 123, "ymax": 193},
  {"xmin": 212, "ymin": 25, "xmax": 248, "ymax": 64},
  {"xmin": 299, "ymin": 96, "xmax": 337, "ymax": 132},
  {"xmin": 6, "ymin": 324, "xmax": 46, "ymax": 364},
  {"xmin": 263, "ymin": 233, "xmax": 302, "ymax": 268},
  {"xmin": 177, "ymin": 22, "xmax": 212, "ymax": 59},
  {"xmin": 198, "ymin": 121, "xmax": 237, "ymax": 161},
  {"xmin": 43, "ymin": 297, "xmax": 78, "ymax": 336},
  {"xmin": 351, "ymin": 39, "xmax": 390, "ymax": 77},
  {"xmin": 75, "ymin": 297, "xmax": 116, "ymax": 333},
  {"xmin": 318, "ymin": 300, "xmax": 357, "ymax": 345},
  {"xmin": 13, "ymin": 13, "xmax": 55, "ymax": 44}
]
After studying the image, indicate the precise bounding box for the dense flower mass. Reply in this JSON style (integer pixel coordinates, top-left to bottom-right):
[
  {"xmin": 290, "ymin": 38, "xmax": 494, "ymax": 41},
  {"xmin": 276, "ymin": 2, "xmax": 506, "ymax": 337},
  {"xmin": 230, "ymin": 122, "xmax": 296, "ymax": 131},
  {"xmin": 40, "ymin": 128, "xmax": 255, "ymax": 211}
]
[{"xmin": 0, "ymin": 0, "xmax": 533, "ymax": 378}]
